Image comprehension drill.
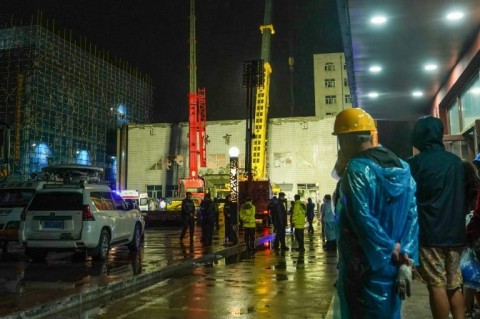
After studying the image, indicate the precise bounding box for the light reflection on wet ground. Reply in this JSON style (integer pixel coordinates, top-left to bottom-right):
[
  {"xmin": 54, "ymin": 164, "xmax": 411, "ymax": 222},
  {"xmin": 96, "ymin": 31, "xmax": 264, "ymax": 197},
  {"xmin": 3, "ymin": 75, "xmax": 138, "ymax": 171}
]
[
  {"xmin": 86, "ymin": 231, "xmax": 338, "ymax": 319},
  {"xmin": 0, "ymin": 224, "xmax": 338, "ymax": 318}
]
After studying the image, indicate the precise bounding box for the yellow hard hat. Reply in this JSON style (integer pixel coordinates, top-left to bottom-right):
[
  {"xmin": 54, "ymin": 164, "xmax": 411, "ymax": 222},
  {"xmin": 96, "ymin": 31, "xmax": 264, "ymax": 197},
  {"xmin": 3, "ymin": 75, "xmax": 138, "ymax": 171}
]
[{"xmin": 332, "ymin": 108, "xmax": 377, "ymax": 135}]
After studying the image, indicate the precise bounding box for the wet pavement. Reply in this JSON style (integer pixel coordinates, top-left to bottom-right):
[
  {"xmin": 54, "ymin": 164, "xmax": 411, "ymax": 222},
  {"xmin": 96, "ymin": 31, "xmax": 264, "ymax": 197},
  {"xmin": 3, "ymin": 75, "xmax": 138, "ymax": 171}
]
[
  {"xmin": 83, "ymin": 244, "xmax": 338, "ymax": 319},
  {"xmin": 0, "ymin": 222, "xmax": 434, "ymax": 318}
]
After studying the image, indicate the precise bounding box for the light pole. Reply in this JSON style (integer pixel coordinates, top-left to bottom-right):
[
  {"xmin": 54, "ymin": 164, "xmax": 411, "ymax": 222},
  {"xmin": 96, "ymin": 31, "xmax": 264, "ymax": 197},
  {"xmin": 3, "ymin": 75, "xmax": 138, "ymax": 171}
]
[{"xmin": 229, "ymin": 146, "xmax": 240, "ymax": 228}]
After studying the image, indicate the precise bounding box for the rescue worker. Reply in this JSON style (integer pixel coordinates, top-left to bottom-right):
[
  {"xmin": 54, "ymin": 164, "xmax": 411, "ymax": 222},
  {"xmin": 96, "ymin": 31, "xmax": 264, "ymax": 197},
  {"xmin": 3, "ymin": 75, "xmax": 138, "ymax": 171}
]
[
  {"xmin": 200, "ymin": 193, "xmax": 216, "ymax": 245},
  {"xmin": 179, "ymin": 192, "xmax": 195, "ymax": 243},
  {"xmin": 240, "ymin": 197, "xmax": 256, "ymax": 250},
  {"xmin": 272, "ymin": 192, "xmax": 289, "ymax": 250},
  {"xmin": 333, "ymin": 108, "xmax": 419, "ymax": 318},
  {"xmin": 292, "ymin": 194, "xmax": 306, "ymax": 251},
  {"xmin": 268, "ymin": 196, "xmax": 278, "ymax": 233}
]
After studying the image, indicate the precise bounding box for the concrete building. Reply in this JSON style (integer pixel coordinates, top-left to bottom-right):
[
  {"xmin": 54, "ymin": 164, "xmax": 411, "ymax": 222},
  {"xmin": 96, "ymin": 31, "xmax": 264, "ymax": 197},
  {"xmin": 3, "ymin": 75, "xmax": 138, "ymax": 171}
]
[
  {"xmin": 313, "ymin": 53, "xmax": 352, "ymax": 117},
  {"xmin": 0, "ymin": 22, "xmax": 153, "ymax": 181}
]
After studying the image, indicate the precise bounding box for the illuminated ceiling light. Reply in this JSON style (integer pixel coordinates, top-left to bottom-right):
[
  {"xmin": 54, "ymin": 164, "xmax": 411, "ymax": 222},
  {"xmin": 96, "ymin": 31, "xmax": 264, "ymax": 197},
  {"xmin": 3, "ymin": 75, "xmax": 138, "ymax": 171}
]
[
  {"xmin": 369, "ymin": 65, "xmax": 382, "ymax": 73},
  {"xmin": 412, "ymin": 91, "xmax": 423, "ymax": 97},
  {"xmin": 368, "ymin": 92, "xmax": 379, "ymax": 98},
  {"xmin": 370, "ymin": 16, "xmax": 387, "ymax": 24},
  {"xmin": 469, "ymin": 87, "xmax": 480, "ymax": 95},
  {"xmin": 446, "ymin": 11, "xmax": 464, "ymax": 20},
  {"xmin": 424, "ymin": 64, "xmax": 438, "ymax": 71}
]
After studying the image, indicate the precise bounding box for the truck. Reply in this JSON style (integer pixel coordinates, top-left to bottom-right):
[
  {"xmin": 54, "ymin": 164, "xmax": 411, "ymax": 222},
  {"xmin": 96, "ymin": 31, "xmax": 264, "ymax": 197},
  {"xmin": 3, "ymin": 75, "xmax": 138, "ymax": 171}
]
[
  {"xmin": 119, "ymin": 190, "xmax": 148, "ymax": 213},
  {"xmin": 178, "ymin": 177, "xmax": 205, "ymax": 200}
]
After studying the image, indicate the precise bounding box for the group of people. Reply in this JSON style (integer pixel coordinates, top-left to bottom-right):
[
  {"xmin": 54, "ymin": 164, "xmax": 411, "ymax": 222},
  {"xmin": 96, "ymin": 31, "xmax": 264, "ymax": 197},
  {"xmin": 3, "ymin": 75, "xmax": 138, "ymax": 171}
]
[
  {"xmin": 180, "ymin": 107, "xmax": 478, "ymax": 318},
  {"xmin": 180, "ymin": 192, "xmax": 239, "ymax": 246},
  {"xmin": 332, "ymin": 108, "xmax": 473, "ymax": 319},
  {"xmin": 268, "ymin": 193, "xmax": 337, "ymax": 252}
]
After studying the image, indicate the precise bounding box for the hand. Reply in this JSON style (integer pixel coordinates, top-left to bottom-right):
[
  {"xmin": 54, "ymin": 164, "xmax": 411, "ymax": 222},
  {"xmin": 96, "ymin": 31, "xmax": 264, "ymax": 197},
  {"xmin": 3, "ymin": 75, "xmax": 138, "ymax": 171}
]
[
  {"xmin": 395, "ymin": 264, "xmax": 412, "ymax": 300},
  {"xmin": 392, "ymin": 242, "xmax": 401, "ymax": 263}
]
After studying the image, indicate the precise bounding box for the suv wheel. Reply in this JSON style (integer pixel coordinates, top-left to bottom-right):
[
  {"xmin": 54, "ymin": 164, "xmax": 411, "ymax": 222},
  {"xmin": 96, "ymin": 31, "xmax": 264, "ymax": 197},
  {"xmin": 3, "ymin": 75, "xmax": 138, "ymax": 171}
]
[
  {"xmin": 90, "ymin": 229, "xmax": 110, "ymax": 261},
  {"xmin": 128, "ymin": 224, "xmax": 142, "ymax": 252}
]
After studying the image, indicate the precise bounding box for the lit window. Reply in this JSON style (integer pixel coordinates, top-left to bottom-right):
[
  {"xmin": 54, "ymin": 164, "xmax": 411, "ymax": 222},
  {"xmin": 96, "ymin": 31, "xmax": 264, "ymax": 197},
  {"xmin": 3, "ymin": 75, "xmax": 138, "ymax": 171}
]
[
  {"xmin": 325, "ymin": 79, "xmax": 336, "ymax": 88},
  {"xmin": 324, "ymin": 63, "xmax": 335, "ymax": 71},
  {"xmin": 76, "ymin": 150, "xmax": 91, "ymax": 165},
  {"xmin": 325, "ymin": 95, "xmax": 336, "ymax": 105}
]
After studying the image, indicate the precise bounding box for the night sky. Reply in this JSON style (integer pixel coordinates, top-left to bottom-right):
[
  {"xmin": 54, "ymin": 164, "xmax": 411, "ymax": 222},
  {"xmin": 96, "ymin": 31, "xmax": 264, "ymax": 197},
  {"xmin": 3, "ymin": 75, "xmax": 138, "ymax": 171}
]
[{"xmin": 1, "ymin": 0, "xmax": 343, "ymax": 123}]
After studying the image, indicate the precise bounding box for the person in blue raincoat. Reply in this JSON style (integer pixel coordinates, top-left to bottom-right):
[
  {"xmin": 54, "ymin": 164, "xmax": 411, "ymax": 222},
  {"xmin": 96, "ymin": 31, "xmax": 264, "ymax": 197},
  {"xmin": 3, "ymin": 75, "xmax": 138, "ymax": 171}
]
[{"xmin": 332, "ymin": 108, "xmax": 419, "ymax": 319}]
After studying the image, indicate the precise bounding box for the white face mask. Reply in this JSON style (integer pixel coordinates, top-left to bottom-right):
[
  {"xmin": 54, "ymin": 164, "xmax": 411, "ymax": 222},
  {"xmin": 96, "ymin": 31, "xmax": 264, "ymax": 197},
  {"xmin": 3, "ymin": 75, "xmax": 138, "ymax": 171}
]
[
  {"xmin": 331, "ymin": 150, "xmax": 346, "ymax": 181},
  {"xmin": 331, "ymin": 166, "xmax": 342, "ymax": 181}
]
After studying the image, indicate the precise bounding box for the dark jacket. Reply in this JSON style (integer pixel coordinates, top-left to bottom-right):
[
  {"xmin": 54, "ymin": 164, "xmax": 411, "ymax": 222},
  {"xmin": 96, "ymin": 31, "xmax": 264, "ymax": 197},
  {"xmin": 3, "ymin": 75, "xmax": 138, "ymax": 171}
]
[
  {"xmin": 407, "ymin": 116, "xmax": 466, "ymax": 247},
  {"xmin": 181, "ymin": 197, "xmax": 196, "ymax": 218},
  {"xmin": 200, "ymin": 198, "xmax": 216, "ymax": 223},
  {"xmin": 270, "ymin": 199, "xmax": 287, "ymax": 227}
]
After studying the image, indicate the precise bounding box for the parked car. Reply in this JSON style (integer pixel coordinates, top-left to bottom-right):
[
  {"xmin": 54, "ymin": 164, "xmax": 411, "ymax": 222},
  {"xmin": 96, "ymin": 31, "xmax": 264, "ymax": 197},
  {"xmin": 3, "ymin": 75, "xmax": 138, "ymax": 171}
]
[
  {"xmin": 19, "ymin": 183, "xmax": 145, "ymax": 261},
  {"xmin": 0, "ymin": 181, "xmax": 46, "ymax": 251}
]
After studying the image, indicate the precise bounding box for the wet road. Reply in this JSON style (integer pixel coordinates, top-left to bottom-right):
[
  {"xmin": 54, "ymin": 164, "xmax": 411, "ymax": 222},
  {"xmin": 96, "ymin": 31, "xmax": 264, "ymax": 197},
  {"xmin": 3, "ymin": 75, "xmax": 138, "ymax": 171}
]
[
  {"xmin": 71, "ymin": 232, "xmax": 338, "ymax": 319},
  {"xmin": 0, "ymin": 223, "xmax": 338, "ymax": 318},
  {"xmin": 0, "ymin": 224, "xmax": 225, "ymax": 316}
]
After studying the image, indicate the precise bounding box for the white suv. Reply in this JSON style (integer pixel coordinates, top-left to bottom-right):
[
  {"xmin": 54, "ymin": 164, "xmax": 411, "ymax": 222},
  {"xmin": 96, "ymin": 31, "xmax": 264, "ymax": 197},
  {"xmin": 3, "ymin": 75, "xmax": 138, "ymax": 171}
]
[{"xmin": 19, "ymin": 183, "xmax": 145, "ymax": 261}]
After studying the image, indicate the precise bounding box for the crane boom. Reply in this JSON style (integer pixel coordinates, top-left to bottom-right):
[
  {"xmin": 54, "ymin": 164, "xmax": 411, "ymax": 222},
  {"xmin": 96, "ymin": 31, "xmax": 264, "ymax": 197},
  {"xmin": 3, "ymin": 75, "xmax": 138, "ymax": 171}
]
[
  {"xmin": 187, "ymin": 0, "xmax": 206, "ymax": 178},
  {"xmin": 179, "ymin": 0, "xmax": 206, "ymax": 199},
  {"xmin": 251, "ymin": 0, "xmax": 274, "ymax": 180},
  {"xmin": 238, "ymin": 0, "xmax": 274, "ymax": 227}
]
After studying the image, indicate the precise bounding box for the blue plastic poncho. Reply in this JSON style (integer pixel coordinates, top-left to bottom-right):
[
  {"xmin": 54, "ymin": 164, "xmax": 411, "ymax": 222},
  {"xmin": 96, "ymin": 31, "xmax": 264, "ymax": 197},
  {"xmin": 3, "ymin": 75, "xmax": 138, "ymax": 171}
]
[{"xmin": 335, "ymin": 156, "xmax": 418, "ymax": 319}]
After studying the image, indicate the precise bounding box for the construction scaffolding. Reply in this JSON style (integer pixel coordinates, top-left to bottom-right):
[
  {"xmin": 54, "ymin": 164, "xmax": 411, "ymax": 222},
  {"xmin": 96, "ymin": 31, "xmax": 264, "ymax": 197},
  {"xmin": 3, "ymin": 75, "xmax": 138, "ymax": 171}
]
[{"xmin": 0, "ymin": 17, "xmax": 153, "ymax": 181}]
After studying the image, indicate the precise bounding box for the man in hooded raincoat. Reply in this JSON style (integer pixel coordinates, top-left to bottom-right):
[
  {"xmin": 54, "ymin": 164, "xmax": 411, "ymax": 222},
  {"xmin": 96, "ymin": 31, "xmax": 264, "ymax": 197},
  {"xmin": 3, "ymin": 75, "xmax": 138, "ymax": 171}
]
[
  {"xmin": 407, "ymin": 115, "xmax": 466, "ymax": 319},
  {"xmin": 332, "ymin": 108, "xmax": 419, "ymax": 319}
]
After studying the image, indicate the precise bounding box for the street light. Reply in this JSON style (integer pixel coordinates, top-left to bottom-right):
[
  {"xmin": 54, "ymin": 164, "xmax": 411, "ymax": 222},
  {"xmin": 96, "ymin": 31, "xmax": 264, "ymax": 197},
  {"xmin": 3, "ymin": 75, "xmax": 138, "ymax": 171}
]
[{"xmin": 229, "ymin": 146, "xmax": 240, "ymax": 230}]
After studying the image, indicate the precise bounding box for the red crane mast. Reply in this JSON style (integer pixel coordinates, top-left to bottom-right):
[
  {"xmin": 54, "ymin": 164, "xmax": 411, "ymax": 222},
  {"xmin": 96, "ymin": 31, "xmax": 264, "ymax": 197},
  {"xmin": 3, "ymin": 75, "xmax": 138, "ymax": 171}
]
[{"xmin": 179, "ymin": 0, "xmax": 206, "ymax": 199}]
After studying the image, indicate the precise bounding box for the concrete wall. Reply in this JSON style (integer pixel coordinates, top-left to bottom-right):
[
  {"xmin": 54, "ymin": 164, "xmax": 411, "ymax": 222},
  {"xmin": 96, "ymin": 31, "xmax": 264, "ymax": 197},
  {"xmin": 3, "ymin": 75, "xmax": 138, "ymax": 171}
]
[{"xmin": 121, "ymin": 116, "xmax": 339, "ymax": 204}]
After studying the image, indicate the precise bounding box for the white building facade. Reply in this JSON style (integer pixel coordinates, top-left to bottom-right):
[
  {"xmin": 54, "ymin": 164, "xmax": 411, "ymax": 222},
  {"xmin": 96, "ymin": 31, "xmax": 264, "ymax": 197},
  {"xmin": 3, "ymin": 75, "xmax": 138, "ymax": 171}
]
[
  {"xmin": 118, "ymin": 116, "xmax": 339, "ymax": 204},
  {"xmin": 119, "ymin": 52, "xmax": 351, "ymax": 204}
]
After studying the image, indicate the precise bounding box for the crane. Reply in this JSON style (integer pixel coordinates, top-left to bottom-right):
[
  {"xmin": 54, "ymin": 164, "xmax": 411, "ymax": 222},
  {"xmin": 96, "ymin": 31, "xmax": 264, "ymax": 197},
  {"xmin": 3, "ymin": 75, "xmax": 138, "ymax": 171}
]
[
  {"xmin": 239, "ymin": 0, "xmax": 275, "ymax": 226},
  {"xmin": 251, "ymin": 0, "xmax": 274, "ymax": 180},
  {"xmin": 178, "ymin": 0, "xmax": 207, "ymax": 199}
]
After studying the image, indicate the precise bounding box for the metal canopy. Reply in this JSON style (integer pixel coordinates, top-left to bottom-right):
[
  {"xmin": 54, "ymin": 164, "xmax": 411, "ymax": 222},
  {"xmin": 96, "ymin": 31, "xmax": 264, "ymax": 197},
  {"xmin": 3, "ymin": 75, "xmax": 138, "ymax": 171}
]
[{"xmin": 337, "ymin": 0, "xmax": 480, "ymax": 121}]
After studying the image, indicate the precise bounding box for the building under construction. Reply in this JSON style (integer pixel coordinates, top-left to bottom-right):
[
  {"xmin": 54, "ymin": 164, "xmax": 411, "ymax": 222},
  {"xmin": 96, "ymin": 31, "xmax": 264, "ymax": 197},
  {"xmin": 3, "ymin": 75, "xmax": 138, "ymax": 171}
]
[{"xmin": 0, "ymin": 20, "xmax": 153, "ymax": 181}]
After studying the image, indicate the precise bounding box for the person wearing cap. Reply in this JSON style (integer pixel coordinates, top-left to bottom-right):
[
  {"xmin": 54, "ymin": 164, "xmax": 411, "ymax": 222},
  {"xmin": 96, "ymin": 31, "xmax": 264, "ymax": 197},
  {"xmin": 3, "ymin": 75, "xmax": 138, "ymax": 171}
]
[
  {"xmin": 407, "ymin": 115, "xmax": 467, "ymax": 319},
  {"xmin": 271, "ymin": 192, "xmax": 289, "ymax": 250},
  {"xmin": 333, "ymin": 108, "xmax": 418, "ymax": 318},
  {"xmin": 180, "ymin": 192, "xmax": 196, "ymax": 243},
  {"xmin": 240, "ymin": 197, "xmax": 256, "ymax": 250}
]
